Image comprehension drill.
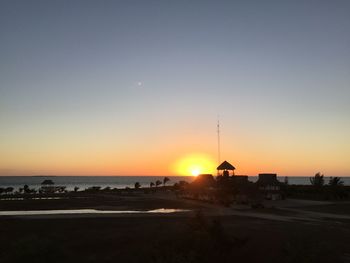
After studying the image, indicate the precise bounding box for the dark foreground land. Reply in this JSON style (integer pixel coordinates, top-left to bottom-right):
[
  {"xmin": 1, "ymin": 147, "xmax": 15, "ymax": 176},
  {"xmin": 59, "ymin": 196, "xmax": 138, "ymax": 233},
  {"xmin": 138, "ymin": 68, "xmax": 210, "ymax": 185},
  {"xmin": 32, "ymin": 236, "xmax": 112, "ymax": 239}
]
[{"xmin": 1, "ymin": 193, "xmax": 350, "ymax": 263}]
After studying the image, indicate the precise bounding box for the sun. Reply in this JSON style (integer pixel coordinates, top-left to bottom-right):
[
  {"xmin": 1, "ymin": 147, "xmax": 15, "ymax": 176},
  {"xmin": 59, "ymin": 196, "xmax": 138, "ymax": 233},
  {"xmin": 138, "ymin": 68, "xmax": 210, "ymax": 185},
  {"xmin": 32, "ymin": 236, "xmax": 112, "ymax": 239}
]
[
  {"xmin": 191, "ymin": 169, "xmax": 201, "ymax": 177},
  {"xmin": 172, "ymin": 153, "xmax": 216, "ymax": 176}
]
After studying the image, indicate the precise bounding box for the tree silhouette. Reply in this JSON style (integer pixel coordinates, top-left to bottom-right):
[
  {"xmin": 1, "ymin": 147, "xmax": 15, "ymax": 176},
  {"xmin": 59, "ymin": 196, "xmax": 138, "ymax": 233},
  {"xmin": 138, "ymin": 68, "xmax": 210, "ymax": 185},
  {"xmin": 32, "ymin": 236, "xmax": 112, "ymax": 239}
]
[
  {"xmin": 134, "ymin": 182, "xmax": 141, "ymax": 189},
  {"xmin": 163, "ymin": 177, "xmax": 170, "ymax": 186},
  {"xmin": 150, "ymin": 182, "xmax": 155, "ymax": 188},
  {"xmin": 155, "ymin": 180, "xmax": 162, "ymax": 187},
  {"xmin": 328, "ymin": 177, "xmax": 345, "ymax": 199},
  {"xmin": 310, "ymin": 172, "xmax": 324, "ymax": 188},
  {"xmin": 328, "ymin": 177, "xmax": 344, "ymax": 187}
]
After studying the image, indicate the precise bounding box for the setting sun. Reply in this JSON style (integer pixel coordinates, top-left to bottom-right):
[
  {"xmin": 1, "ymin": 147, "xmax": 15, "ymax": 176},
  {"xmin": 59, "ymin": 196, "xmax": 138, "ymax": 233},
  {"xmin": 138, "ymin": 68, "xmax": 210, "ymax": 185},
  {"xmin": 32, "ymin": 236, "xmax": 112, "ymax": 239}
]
[
  {"xmin": 191, "ymin": 169, "xmax": 200, "ymax": 176},
  {"xmin": 172, "ymin": 153, "xmax": 216, "ymax": 176}
]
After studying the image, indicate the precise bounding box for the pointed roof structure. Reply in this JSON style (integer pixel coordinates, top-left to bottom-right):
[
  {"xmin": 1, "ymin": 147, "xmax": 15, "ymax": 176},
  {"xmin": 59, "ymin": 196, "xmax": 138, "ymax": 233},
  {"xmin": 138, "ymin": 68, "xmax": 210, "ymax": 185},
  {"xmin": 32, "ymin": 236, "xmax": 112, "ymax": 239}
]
[
  {"xmin": 41, "ymin": 179, "xmax": 54, "ymax": 185},
  {"xmin": 217, "ymin": 160, "xmax": 235, "ymax": 171}
]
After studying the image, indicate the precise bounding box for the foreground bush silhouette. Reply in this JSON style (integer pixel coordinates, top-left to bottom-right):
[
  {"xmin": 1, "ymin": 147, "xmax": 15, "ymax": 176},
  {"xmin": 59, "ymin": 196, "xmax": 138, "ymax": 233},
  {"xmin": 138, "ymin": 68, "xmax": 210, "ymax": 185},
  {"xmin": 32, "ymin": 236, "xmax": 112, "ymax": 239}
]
[
  {"xmin": 0, "ymin": 213, "xmax": 347, "ymax": 263},
  {"xmin": 147, "ymin": 211, "xmax": 247, "ymax": 263}
]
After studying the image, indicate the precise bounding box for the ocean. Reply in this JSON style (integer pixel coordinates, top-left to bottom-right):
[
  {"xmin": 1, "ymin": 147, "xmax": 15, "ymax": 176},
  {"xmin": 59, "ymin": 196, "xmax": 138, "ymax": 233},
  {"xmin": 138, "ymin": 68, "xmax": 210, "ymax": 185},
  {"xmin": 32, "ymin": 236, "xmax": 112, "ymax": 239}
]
[{"xmin": 0, "ymin": 176, "xmax": 350, "ymax": 191}]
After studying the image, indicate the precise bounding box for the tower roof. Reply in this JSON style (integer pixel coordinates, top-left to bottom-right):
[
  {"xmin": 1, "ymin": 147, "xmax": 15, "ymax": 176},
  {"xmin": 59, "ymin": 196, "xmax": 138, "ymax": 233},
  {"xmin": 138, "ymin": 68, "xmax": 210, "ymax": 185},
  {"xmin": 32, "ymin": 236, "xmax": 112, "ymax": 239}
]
[{"xmin": 217, "ymin": 160, "xmax": 235, "ymax": 170}]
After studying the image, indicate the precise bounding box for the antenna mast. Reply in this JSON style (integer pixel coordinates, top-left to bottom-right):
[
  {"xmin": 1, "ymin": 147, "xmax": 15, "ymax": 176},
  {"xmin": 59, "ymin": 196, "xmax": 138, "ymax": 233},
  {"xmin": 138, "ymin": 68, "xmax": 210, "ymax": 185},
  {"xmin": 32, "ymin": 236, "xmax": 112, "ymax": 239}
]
[{"xmin": 217, "ymin": 117, "xmax": 221, "ymax": 165}]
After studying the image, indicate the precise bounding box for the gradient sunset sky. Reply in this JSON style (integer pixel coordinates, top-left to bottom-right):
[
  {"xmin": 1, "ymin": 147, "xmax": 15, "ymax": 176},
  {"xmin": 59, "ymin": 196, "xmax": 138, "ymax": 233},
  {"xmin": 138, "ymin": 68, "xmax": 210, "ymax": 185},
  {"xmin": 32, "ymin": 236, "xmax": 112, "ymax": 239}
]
[{"xmin": 1, "ymin": 0, "xmax": 349, "ymax": 176}]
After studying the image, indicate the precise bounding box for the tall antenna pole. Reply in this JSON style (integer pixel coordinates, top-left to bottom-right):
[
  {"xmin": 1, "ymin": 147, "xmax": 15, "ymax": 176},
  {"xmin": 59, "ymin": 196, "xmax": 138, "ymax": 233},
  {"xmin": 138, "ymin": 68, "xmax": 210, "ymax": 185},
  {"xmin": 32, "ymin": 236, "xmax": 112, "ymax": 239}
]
[{"xmin": 217, "ymin": 117, "xmax": 221, "ymax": 165}]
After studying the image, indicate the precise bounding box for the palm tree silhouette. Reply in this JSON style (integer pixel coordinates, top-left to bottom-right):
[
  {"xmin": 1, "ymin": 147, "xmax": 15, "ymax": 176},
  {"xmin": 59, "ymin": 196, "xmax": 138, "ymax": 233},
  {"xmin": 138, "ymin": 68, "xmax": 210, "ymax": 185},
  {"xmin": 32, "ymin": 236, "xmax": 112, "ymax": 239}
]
[
  {"xmin": 310, "ymin": 172, "xmax": 324, "ymax": 187},
  {"xmin": 155, "ymin": 180, "xmax": 162, "ymax": 187},
  {"xmin": 163, "ymin": 177, "xmax": 170, "ymax": 186},
  {"xmin": 328, "ymin": 177, "xmax": 344, "ymax": 186}
]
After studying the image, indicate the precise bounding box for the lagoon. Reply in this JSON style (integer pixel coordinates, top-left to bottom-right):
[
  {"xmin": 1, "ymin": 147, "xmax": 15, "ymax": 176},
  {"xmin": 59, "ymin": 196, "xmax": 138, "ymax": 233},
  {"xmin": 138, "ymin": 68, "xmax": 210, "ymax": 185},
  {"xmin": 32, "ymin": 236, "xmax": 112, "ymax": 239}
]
[{"xmin": 0, "ymin": 208, "xmax": 190, "ymax": 216}]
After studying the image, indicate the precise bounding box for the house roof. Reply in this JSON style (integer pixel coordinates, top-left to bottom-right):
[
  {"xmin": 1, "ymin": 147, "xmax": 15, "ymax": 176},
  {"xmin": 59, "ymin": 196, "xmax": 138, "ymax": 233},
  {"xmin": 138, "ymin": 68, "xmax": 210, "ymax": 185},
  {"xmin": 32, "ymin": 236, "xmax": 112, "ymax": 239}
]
[
  {"xmin": 192, "ymin": 174, "xmax": 215, "ymax": 187},
  {"xmin": 256, "ymin": 174, "xmax": 280, "ymax": 186},
  {"xmin": 217, "ymin": 160, "xmax": 236, "ymax": 170},
  {"xmin": 41, "ymin": 179, "xmax": 54, "ymax": 185}
]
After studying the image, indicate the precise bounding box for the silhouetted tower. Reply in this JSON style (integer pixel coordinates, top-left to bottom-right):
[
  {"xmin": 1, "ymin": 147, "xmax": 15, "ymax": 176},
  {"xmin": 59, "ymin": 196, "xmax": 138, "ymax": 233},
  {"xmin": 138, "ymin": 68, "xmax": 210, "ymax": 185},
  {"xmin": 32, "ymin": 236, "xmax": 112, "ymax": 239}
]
[
  {"xmin": 217, "ymin": 118, "xmax": 221, "ymax": 165},
  {"xmin": 217, "ymin": 160, "xmax": 236, "ymax": 177}
]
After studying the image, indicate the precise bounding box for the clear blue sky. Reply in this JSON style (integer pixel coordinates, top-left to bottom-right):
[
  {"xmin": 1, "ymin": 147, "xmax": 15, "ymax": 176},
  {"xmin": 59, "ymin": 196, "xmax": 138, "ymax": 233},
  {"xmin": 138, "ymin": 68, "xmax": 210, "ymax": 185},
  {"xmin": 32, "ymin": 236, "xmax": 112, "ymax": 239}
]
[{"xmin": 1, "ymin": 0, "xmax": 349, "ymax": 176}]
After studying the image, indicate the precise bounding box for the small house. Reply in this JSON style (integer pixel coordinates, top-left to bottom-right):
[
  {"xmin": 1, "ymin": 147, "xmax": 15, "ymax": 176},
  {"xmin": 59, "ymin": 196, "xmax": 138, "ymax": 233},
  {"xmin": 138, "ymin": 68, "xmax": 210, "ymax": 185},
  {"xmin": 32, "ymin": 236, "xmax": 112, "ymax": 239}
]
[
  {"xmin": 256, "ymin": 173, "xmax": 283, "ymax": 200},
  {"xmin": 40, "ymin": 179, "xmax": 66, "ymax": 194}
]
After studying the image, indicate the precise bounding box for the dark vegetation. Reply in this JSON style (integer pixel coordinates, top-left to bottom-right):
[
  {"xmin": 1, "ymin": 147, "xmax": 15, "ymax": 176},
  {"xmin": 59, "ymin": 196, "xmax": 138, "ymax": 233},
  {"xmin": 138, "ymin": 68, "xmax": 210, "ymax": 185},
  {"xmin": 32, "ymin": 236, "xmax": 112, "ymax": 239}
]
[
  {"xmin": 0, "ymin": 212, "xmax": 348, "ymax": 263},
  {"xmin": 0, "ymin": 177, "xmax": 172, "ymax": 196},
  {"xmin": 2, "ymin": 175, "xmax": 349, "ymax": 203},
  {"xmin": 285, "ymin": 173, "xmax": 350, "ymax": 200},
  {"xmin": 0, "ymin": 187, "xmax": 14, "ymax": 195}
]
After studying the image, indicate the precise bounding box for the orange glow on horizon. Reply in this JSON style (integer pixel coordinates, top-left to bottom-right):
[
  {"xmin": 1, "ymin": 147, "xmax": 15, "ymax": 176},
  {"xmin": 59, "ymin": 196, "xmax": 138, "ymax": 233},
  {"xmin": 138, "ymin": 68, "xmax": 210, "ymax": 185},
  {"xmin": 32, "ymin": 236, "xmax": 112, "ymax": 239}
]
[{"xmin": 172, "ymin": 153, "xmax": 216, "ymax": 176}]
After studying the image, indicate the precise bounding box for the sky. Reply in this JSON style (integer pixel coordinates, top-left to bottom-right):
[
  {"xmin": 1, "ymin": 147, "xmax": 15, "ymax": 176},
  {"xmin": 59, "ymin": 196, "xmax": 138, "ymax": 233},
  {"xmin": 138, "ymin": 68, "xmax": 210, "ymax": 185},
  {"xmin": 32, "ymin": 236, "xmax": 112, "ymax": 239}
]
[{"xmin": 0, "ymin": 0, "xmax": 349, "ymax": 176}]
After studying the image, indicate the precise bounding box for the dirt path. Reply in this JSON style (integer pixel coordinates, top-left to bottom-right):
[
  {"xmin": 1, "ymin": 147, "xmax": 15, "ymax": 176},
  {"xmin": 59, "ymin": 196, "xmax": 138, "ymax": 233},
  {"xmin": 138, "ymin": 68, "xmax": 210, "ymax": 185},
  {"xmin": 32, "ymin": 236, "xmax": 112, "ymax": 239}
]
[
  {"xmin": 155, "ymin": 193, "xmax": 350, "ymax": 222},
  {"xmin": 279, "ymin": 207, "xmax": 350, "ymax": 220}
]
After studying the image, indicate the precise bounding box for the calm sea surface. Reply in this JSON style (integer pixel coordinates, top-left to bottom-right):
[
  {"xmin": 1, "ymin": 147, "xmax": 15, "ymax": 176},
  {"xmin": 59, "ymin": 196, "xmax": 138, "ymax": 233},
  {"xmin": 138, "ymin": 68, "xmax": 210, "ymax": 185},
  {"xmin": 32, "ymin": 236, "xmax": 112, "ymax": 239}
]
[{"xmin": 0, "ymin": 176, "xmax": 350, "ymax": 191}]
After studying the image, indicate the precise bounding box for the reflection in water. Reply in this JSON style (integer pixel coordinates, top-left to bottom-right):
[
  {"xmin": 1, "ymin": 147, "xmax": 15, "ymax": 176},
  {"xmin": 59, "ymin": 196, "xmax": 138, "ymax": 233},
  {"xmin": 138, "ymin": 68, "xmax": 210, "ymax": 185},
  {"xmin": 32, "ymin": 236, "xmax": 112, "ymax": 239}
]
[
  {"xmin": 0, "ymin": 208, "xmax": 189, "ymax": 216},
  {"xmin": 0, "ymin": 197, "xmax": 65, "ymax": 201}
]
